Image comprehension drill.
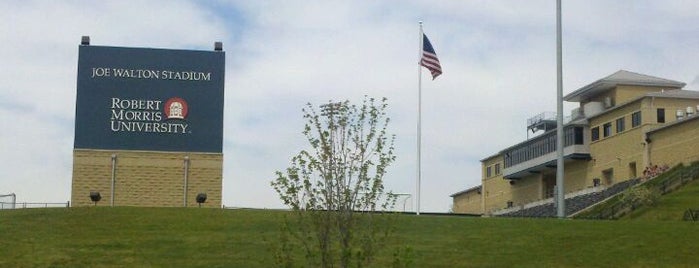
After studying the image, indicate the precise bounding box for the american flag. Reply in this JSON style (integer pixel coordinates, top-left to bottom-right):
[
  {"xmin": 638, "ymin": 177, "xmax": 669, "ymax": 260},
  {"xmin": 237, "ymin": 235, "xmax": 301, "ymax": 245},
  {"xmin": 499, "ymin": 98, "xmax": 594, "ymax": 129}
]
[{"xmin": 421, "ymin": 34, "xmax": 442, "ymax": 79}]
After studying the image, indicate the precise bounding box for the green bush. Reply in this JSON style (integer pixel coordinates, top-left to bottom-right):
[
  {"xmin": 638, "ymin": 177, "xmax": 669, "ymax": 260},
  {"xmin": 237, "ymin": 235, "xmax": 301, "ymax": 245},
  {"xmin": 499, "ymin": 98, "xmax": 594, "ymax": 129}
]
[{"xmin": 620, "ymin": 186, "xmax": 660, "ymax": 207}]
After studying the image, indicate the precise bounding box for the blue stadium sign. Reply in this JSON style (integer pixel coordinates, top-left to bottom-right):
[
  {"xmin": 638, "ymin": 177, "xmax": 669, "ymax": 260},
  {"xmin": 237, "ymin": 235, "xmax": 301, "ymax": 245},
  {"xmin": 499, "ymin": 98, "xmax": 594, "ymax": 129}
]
[{"xmin": 74, "ymin": 45, "xmax": 225, "ymax": 153}]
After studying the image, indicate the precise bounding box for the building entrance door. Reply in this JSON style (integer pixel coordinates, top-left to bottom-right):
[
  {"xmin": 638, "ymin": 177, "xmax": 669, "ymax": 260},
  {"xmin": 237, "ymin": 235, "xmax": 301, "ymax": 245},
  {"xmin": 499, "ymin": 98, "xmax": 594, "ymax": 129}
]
[{"xmin": 603, "ymin": 168, "xmax": 614, "ymax": 186}]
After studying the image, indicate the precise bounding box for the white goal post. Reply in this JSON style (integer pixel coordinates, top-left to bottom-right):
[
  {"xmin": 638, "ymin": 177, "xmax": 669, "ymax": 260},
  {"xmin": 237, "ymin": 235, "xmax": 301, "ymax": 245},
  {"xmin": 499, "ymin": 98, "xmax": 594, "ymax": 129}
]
[{"xmin": 0, "ymin": 193, "xmax": 16, "ymax": 209}]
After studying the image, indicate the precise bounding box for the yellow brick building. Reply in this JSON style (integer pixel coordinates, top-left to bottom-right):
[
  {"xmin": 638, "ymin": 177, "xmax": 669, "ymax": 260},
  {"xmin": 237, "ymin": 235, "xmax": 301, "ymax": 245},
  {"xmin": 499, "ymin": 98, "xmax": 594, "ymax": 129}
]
[
  {"xmin": 452, "ymin": 70, "xmax": 699, "ymax": 215},
  {"xmin": 450, "ymin": 185, "xmax": 482, "ymax": 214}
]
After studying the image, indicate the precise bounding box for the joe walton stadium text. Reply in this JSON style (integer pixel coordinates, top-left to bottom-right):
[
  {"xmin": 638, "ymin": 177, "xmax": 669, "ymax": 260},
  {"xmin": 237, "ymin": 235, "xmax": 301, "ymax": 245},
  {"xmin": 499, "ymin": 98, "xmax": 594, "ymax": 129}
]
[{"xmin": 92, "ymin": 67, "xmax": 211, "ymax": 81}]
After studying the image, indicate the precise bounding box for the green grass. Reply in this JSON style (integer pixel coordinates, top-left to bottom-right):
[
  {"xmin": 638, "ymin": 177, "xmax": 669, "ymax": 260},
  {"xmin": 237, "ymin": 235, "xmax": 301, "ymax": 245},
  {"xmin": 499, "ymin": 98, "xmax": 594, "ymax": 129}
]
[
  {"xmin": 0, "ymin": 207, "xmax": 281, "ymax": 267},
  {"xmin": 2, "ymin": 207, "xmax": 699, "ymax": 267}
]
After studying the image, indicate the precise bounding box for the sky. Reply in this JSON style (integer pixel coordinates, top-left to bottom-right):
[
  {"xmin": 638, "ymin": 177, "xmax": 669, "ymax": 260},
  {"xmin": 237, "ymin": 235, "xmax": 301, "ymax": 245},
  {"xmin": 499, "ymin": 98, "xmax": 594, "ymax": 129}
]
[{"xmin": 1, "ymin": 0, "xmax": 698, "ymax": 212}]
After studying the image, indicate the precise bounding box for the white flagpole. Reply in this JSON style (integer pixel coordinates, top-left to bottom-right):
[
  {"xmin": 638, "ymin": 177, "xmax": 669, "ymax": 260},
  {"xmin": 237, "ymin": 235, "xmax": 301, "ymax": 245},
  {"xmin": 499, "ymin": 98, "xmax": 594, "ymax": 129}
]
[
  {"xmin": 555, "ymin": 0, "xmax": 566, "ymax": 218},
  {"xmin": 417, "ymin": 21, "xmax": 423, "ymax": 215}
]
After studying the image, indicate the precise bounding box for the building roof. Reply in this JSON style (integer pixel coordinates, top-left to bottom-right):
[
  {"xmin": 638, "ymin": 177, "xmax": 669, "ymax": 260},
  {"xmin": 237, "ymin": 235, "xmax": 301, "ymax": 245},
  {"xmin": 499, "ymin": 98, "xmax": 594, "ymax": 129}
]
[
  {"xmin": 564, "ymin": 70, "xmax": 686, "ymax": 102},
  {"xmin": 480, "ymin": 153, "xmax": 501, "ymax": 162},
  {"xmin": 646, "ymin": 89, "xmax": 699, "ymax": 99},
  {"xmin": 450, "ymin": 185, "xmax": 482, "ymax": 197}
]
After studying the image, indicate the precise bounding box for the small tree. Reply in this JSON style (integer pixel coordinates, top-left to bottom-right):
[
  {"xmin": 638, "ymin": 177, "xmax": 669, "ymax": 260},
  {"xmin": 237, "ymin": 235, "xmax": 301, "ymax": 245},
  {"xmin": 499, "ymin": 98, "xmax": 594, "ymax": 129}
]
[{"xmin": 272, "ymin": 96, "xmax": 397, "ymax": 268}]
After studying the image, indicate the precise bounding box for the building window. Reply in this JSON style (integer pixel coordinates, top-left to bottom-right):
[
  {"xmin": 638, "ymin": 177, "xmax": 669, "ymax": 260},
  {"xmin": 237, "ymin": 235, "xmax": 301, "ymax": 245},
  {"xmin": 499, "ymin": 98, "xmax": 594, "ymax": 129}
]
[
  {"xmin": 486, "ymin": 166, "xmax": 492, "ymax": 177},
  {"xmin": 603, "ymin": 122, "xmax": 612, "ymax": 138},
  {"xmin": 616, "ymin": 117, "xmax": 625, "ymax": 133},
  {"xmin": 591, "ymin": 127, "xmax": 600, "ymax": 141},
  {"xmin": 574, "ymin": 127, "xmax": 584, "ymax": 145},
  {"xmin": 657, "ymin": 108, "xmax": 665, "ymax": 123},
  {"xmin": 495, "ymin": 163, "xmax": 501, "ymax": 175},
  {"xmin": 632, "ymin": 111, "xmax": 641, "ymax": 127}
]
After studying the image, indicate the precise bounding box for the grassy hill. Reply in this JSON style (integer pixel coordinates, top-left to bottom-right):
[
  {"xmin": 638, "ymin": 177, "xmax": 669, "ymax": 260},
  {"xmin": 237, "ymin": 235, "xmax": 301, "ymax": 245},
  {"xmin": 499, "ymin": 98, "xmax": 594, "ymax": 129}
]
[
  {"xmin": 622, "ymin": 177, "xmax": 699, "ymax": 221},
  {"xmin": 1, "ymin": 207, "xmax": 698, "ymax": 267},
  {"xmin": 574, "ymin": 162, "xmax": 699, "ymax": 220}
]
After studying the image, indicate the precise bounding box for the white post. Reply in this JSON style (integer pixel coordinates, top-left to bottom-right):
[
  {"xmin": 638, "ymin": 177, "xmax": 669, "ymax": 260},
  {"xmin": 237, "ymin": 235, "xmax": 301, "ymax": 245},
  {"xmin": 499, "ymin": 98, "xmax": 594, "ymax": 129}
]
[
  {"xmin": 111, "ymin": 154, "xmax": 117, "ymax": 207},
  {"xmin": 416, "ymin": 21, "xmax": 424, "ymax": 215},
  {"xmin": 555, "ymin": 0, "xmax": 566, "ymax": 218},
  {"xmin": 184, "ymin": 156, "xmax": 190, "ymax": 207}
]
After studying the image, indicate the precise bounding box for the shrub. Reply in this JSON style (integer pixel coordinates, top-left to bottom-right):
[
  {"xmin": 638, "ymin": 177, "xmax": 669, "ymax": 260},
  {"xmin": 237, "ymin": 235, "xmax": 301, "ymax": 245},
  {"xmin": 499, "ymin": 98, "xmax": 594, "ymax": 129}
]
[{"xmin": 620, "ymin": 186, "xmax": 660, "ymax": 207}]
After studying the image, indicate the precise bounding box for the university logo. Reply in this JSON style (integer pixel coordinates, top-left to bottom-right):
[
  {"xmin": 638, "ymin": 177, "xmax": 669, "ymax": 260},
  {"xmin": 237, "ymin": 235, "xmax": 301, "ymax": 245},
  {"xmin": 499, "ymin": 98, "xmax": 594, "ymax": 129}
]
[{"xmin": 165, "ymin": 97, "xmax": 188, "ymax": 119}]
